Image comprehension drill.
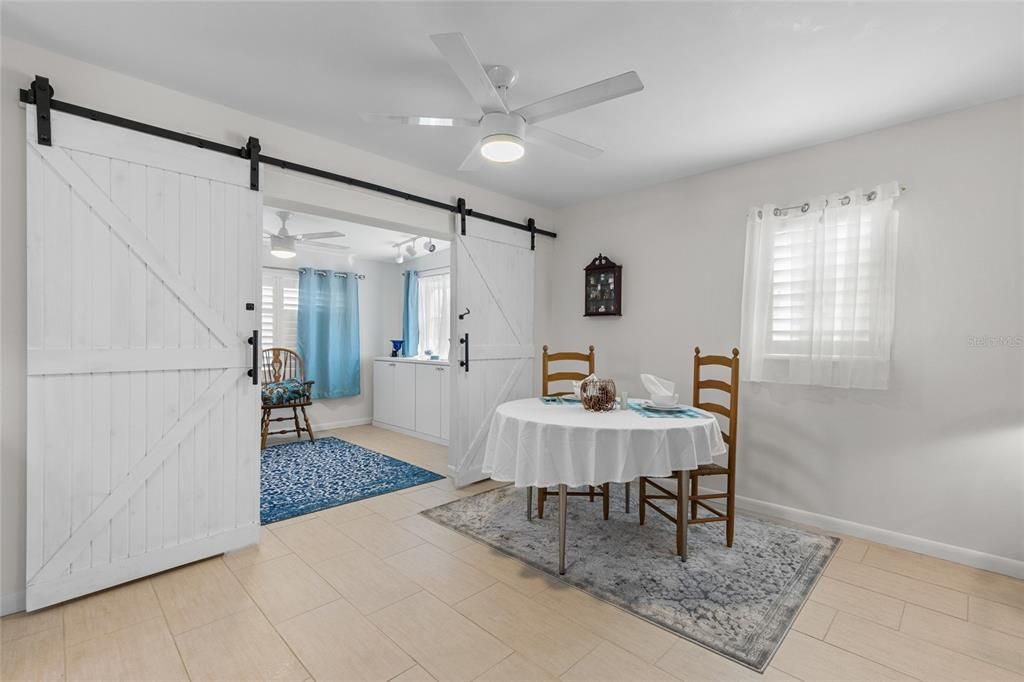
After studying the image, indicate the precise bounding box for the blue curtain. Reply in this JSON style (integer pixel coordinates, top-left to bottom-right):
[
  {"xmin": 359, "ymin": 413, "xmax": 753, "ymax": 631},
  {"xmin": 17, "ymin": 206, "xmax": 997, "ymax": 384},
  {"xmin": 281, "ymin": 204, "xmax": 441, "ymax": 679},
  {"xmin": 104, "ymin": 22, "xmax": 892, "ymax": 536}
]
[
  {"xmin": 297, "ymin": 268, "xmax": 360, "ymax": 399},
  {"xmin": 402, "ymin": 270, "xmax": 419, "ymax": 357}
]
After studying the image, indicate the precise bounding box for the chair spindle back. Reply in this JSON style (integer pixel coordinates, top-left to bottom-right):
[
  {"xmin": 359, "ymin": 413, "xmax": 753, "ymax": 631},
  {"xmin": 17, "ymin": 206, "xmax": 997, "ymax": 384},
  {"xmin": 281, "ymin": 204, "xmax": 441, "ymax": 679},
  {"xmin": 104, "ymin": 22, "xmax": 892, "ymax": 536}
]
[
  {"xmin": 692, "ymin": 347, "xmax": 740, "ymax": 455},
  {"xmin": 262, "ymin": 347, "xmax": 305, "ymax": 385},
  {"xmin": 542, "ymin": 345, "xmax": 596, "ymax": 397}
]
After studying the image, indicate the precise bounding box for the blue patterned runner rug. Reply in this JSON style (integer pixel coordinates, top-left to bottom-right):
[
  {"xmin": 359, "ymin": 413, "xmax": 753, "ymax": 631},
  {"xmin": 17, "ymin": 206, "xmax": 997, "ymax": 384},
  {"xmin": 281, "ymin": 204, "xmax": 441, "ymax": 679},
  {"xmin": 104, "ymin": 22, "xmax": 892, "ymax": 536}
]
[{"xmin": 261, "ymin": 436, "xmax": 444, "ymax": 524}]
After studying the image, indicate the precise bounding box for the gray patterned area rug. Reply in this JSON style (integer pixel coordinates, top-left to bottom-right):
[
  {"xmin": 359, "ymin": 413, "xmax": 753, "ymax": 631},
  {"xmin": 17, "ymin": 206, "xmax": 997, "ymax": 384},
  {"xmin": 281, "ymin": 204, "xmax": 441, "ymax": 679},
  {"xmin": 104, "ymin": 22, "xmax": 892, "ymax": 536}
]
[{"xmin": 422, "ymin": 483, "xmax": 838, "ymax": 672}]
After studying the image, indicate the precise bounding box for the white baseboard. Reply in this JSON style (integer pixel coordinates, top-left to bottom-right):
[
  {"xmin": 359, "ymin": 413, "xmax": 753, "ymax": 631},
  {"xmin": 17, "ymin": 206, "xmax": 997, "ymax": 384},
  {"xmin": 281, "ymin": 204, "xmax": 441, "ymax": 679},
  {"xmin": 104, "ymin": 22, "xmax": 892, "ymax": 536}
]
[
  {"xmin": 371, "ymin": 421, "xmax": 449, "ymax": 446},
  {"xmin": 2, "ymin": 590, "xmax": 25, "ymax": 617},
  {"xmin": 701, "ymin": 486, "xmax": 1024, "ymax": 579},
  {"xmin": 312, "ymin": 417, "xmax": 372, "ymax": 431}
]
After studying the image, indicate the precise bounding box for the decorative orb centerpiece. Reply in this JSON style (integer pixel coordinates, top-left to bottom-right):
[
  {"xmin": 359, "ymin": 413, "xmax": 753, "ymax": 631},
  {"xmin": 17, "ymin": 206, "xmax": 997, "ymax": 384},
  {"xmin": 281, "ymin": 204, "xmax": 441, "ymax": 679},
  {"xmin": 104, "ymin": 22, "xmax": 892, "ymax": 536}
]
[{"xmin": 580, "ymin": 377, "xmax": 617, "ymax": 412}]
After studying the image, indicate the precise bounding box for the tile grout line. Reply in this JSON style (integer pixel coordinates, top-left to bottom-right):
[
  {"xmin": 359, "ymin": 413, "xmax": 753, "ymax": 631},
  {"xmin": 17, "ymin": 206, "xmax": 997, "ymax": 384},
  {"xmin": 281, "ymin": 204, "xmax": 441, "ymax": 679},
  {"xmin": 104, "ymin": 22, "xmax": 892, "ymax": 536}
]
[
  {"xmin": 860, "ymin": 547, "xmax": 1023, "ymax": 603},
  {"xmin": 820, "ymin": 607, "xmax": 838, "ymax": 641},
  {"xmin": 776, "ymin": 629, "xmax": 926, "ymax": 682},
  {"xmin": 450, "ymin": 581, "xmax": 606, "ymax": 679},
  {"xmin": 895, "ymin": 602, "xmax": 1024, "ymax": 677},
  {"xmin": 820, "ymin": 566, "xmax": 971, "ymax": 616},
  {"xmin": 157, "ymin": 603, "xmax": 193, "ymax": 681}
]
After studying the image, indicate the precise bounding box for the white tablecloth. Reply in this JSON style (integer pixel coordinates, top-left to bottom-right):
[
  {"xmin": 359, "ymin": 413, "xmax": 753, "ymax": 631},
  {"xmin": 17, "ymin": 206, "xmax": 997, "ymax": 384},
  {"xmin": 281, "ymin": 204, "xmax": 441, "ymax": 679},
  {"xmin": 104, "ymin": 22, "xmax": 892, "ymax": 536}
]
[{"xmin": 482, "ymin": 398, "xmax": 727, "ymax": 488}]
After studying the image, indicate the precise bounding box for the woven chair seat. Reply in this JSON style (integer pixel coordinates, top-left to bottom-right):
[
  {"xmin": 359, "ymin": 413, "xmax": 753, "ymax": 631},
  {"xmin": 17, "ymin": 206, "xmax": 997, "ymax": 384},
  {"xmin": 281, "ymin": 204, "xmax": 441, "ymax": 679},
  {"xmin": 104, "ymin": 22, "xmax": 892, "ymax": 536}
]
[{"xmin": 693, "ymin": 463, "xmax": 729, "ymax": 476}]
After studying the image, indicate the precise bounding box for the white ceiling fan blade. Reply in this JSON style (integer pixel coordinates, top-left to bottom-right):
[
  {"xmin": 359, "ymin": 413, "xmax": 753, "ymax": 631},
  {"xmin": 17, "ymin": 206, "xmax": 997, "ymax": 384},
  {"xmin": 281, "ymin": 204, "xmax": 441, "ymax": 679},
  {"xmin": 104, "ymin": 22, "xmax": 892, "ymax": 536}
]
[
  {"xmin": 294, "ymin": 231, "xmax": 346, "ymax": 241},
  {"xmin": 306, "ymin": 243, "xmax": 351, "ymax": 252},
  {"xmin": 361, "ymin": 113, "xmax": 479, "ymax": 128},
  {"xmin": 528, "ymin": 126, "xmax": 603, "ymax": 159},
  {"xmin": 458, "ymin": 142, "xmax": 484, "ymax": 171},
  {"xmin": 263, "ymin": 230, "xmax": 279, "ymax": 237},
  {"xmin": 514, "ymin": 71, "xmax": 644, "ymax": 124},
  {"xmin": 430, "ymin": 32, "xmax": 508, "ymax": 114}
]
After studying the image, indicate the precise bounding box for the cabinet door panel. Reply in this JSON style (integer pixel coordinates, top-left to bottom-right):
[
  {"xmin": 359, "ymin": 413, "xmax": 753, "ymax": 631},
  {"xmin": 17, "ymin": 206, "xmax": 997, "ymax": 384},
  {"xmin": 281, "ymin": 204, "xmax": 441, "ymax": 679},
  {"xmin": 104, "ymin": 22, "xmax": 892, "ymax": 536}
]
[
  {"xmin": 373, "ymin": 361, "xmax": 395, "ymax": 425},
  {"xmin": 415, "ymin": 364, "xmax": 442, "ymax": 438},
  {"xmin": 393, "ymin": 362, "xmax": 417, "ymax": 431},
  {"xmin": 439, "ymin": 367, "xmax": 450, "ymax": 442}
]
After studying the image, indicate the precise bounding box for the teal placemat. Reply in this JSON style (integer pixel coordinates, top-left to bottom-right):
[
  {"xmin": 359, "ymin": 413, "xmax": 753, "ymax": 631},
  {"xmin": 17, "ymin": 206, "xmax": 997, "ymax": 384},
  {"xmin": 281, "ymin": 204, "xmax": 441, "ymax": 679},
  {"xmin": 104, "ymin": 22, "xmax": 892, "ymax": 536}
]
[
  {"xmin": 538, "ymin": 396, "xmax": 582, "ymax": 405},
  {"xmin": 628, "ymin": 401, "xmax": 704, "ymax": 418}
]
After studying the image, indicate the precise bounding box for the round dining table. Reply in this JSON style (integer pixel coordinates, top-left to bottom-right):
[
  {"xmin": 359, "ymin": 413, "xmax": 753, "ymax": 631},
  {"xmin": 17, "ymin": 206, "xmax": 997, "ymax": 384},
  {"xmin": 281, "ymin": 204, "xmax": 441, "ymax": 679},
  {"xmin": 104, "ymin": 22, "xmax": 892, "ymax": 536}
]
[{"xmin": 482, "ymin": 397, "xmax": 727, "ymax": 573}]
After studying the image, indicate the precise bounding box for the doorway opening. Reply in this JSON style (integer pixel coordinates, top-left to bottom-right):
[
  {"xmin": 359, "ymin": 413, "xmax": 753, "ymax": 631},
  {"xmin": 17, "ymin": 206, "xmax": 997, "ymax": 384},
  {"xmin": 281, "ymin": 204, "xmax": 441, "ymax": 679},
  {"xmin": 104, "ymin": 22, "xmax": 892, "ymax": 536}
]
[{"xmin": 258, "ymin": 205, "xmax": 453, "ymax": 525}]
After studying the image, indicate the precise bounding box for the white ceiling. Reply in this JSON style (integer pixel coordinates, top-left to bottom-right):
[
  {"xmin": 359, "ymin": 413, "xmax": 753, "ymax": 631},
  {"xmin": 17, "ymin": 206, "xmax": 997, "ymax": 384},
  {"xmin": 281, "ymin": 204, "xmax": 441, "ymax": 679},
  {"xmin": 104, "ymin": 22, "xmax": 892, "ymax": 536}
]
[
  {"xmin": 263, "ymin": 207, "xmax": 449, "ymax": 263},
  {"xmin": 4, "ymin": 2, "xmax": 1022, "ymax": 208}
]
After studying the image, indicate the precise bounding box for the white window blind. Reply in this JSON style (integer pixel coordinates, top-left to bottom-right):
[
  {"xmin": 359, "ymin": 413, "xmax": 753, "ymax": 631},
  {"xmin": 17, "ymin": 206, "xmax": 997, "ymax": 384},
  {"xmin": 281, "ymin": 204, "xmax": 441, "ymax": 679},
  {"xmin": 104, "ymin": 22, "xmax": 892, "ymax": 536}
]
[
  {"xmin": 261, "ymin": 269, "xmax": 299, "ymax": 350},
  {"xmin": 417, "ymin": 271, "xmax": 451, "ymax": 358},
  {"xmin": 740, "ymin": 182, "xmax": 901, "ymax": 389}
]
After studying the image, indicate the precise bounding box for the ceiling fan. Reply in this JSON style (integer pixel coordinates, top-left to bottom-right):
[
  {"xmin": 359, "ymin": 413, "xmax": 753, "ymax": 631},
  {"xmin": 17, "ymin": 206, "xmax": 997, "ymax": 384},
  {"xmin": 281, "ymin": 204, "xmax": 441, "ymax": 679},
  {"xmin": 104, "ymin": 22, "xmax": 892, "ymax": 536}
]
[
  {"xmin": 362, "ymin": 32, "xmax": 644, "ymax": 170},
  {"xmin": 263, "ymin": 211, "xmax": 348, "ymax": 259}
]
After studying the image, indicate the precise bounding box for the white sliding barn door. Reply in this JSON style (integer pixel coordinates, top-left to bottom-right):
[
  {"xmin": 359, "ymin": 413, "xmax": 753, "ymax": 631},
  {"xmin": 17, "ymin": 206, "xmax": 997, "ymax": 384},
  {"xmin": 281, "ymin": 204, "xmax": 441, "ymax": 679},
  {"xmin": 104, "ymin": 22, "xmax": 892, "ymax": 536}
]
[
  {"xmin": 449, "ymin": 218, "xmax": 535, "ymax": 486},
  {"xmin": 25, "ymin": 109, "xmax": 261, "ymax": 610}
]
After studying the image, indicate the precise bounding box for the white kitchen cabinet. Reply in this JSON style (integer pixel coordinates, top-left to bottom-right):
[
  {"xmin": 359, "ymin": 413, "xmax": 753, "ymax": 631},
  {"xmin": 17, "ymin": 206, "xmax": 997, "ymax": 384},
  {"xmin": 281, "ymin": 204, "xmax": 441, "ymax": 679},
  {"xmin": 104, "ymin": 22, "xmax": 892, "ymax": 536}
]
[
  {"xmin": 373, "ymin": 360, "xmax": 397, "ymax": 426},
  {"xmin": 373, "ymin": 358, "xmax": 449, "ymax": 445},
  {"xmin": 393, "ymin": 362, "xmax": 417, "ymax": 431},
  {"xmin": 439, "ymin": 365, "xmax": 450, "ymax": 441},
  {"xmin": 415, "ymin": 363, "xmax": 447, "ymax": 438}
]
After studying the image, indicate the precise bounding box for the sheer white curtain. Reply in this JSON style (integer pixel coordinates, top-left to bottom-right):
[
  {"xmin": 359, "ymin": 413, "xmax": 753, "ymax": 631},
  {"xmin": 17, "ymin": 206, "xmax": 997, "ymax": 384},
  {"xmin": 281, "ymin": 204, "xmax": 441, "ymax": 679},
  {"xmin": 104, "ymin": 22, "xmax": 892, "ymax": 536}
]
[
  {"xmin": 740, "ymin": 181, "xmax": 901, "ymax": 389},
  {"xmin": 417, "ymin": 272, "xmax": 451, "ymax": 358}
]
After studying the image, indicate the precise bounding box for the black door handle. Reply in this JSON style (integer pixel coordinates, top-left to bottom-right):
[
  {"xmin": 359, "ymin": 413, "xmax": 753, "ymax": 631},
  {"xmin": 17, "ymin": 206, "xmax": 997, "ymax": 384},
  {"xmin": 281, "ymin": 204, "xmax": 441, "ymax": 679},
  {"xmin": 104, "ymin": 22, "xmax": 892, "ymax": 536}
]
[
  {"xmin": 459, "ymin": 333, "xmax": 469, "ymax": 372},
  {"xmin": 247, "ymin": 329, "xmax": 259, "ymax": 385}
]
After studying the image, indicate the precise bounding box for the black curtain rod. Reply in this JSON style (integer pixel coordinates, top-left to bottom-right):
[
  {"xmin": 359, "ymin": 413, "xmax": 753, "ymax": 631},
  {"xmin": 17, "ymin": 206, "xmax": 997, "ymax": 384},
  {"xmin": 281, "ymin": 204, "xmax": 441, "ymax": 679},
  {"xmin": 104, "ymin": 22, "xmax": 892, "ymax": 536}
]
[{"xmin": 19, "ymin": 79, "xmax": 556, "ymax": 242}]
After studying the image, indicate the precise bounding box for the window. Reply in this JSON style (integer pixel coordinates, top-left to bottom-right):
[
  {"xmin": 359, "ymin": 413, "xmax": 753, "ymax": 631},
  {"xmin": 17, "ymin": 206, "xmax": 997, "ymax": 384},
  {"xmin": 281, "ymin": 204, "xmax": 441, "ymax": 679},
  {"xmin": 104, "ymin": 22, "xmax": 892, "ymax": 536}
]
[
  {"xmin": 261, "ymin": 269, "xmax": 299, "ymax": 349},
  {"xmin": 740, "ymin": 182, "xmax": 900, "ymax": 389},
  {"xmin": 416, "ymin": 271, "xmax": 451, "ymax": 358}
]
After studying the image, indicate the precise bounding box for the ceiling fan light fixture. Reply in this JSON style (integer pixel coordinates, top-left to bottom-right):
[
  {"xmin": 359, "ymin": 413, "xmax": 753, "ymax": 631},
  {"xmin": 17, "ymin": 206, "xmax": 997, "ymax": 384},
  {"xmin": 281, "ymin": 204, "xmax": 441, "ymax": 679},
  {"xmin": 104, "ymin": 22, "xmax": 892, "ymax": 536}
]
[
  {"xmin": 480, "ymin": 134, "xmax": 525, "ymax": 163},
  {"xmin": 270, "ymin": 235, "xmax": 296, "ymax": 259}
]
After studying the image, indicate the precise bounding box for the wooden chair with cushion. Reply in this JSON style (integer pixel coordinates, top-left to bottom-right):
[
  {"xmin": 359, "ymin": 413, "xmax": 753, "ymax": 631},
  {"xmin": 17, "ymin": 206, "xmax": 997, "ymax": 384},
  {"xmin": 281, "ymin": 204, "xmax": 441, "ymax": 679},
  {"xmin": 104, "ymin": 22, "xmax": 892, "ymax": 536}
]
[
  {"xmin": 260, "ymin": 347, "xmax": 316, "ymax": 449},
  {"xmin": 638, "ymin": 347, "xmax": 740, "ymax": 553},
  {"xmin": 534, "ymin": 345, "xmax": 610, "ymax": 520}
]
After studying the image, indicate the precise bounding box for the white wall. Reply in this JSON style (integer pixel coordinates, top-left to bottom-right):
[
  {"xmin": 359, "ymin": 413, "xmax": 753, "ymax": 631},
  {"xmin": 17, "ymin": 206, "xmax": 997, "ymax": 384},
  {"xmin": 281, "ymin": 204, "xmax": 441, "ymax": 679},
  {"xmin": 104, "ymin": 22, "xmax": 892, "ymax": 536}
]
[
  {"xmin": 548, "ymin": 97, "xmax": 1024, "ymax": 574},
  {"xmin": 0, "ymin": 39, "xmax": 555, "ymax": 613}
]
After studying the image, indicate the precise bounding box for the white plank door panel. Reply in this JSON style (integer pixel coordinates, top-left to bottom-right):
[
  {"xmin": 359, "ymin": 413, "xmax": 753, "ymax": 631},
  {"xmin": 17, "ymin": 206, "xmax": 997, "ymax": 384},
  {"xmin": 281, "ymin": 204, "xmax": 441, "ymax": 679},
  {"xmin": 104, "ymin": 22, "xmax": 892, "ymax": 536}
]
[
  {"xmin": 449, "ymin": 218, "xmax": 535, "ymax": 486},
  {"xmin": 25, "ymin": 108, "xmax": 261, "ymax": 611}
]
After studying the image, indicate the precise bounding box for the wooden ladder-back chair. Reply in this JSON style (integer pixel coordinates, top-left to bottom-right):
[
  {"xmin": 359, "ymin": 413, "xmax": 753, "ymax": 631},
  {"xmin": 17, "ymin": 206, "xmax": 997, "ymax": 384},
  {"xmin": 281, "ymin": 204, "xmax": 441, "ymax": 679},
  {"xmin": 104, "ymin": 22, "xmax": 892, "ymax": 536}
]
[
  {"xmin": 639, "ymin": 347, "xmax": 740, "ymax": 553},
  {"xmin": 260, "ymin": 348, "xmax": 316, "ymax": 449},
  {"xmin": 535, "ymin": 345, "xmax": 610, "ymax": 520}
]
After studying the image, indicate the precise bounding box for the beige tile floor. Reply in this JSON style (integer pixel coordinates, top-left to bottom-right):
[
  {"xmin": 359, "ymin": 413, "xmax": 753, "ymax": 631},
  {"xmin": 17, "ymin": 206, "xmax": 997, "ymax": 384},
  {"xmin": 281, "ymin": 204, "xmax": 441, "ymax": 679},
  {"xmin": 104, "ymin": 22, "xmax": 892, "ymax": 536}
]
[{"xmin": 3, "ymin": 424, "xmax": 1023, "ymax": 681}]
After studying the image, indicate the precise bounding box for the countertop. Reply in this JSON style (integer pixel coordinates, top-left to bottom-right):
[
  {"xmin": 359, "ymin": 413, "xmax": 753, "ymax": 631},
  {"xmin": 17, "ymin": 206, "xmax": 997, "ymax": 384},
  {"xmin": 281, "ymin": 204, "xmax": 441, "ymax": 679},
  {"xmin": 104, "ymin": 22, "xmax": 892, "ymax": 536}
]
[{"xmin": 375, "ymin": 356, "xmax": 449, "ymax": 366}]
